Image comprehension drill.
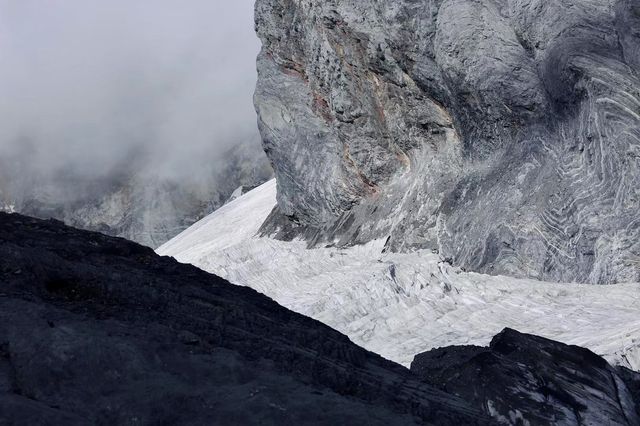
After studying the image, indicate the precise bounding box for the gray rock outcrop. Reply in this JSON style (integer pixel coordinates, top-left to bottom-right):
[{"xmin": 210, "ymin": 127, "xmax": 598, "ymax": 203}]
[{"xmin": 254, "ymin": 0, "xmax": 640, "ymax": 284}]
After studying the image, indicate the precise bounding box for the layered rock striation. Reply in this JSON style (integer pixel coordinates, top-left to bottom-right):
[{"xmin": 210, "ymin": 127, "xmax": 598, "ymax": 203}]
[{"xmin": 254, "ymin": 0, "xmax": 640, "ymax": 284}]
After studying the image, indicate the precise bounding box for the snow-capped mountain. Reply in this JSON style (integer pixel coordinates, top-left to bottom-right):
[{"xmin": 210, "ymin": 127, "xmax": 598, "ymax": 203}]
[
  {"xmin": 0, "ymin": 140, "xmax": 272, "ymax": 248},
  {"xmin": 158, "ymin": 180, "xmax": 640, "ymax": 371}
]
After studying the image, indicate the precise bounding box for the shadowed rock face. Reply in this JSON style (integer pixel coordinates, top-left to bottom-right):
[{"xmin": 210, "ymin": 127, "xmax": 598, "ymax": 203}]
[
  {"xmin": 411, "ymin": 328, "xmax": 640, "ymax": 425},
  {"xmin": 254, "ymin": 0, "xmax": 640, "ymax": 283},
  {"xmin": 0, "ymin": 212, "xmax": 486, "ymax": 425}
]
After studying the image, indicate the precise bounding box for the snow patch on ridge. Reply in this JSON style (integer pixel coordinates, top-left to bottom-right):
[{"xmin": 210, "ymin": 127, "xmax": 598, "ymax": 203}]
[
  {"xmin": 158, "ymin": 180, "xmax": 640, "ymax": 370},
  {"xmin": 158, "ymin": 179, "xmax": 277, "ymax": 256}
]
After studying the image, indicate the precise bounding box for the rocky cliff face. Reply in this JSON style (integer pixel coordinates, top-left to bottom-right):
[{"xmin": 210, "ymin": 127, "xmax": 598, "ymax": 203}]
[{"xmin": 254, "ymin": 0, "xmax": 640, "ymax": 284}]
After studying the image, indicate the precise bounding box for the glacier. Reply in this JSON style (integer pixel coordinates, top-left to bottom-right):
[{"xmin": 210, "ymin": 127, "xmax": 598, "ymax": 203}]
[{"xmin": 158, "ymin": 179, "xmax": 640, "ymax": 370}]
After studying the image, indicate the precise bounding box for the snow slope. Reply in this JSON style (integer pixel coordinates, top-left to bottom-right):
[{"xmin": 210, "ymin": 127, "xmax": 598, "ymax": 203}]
[{"xmin": 158, "ymin": 180, "xmax": 640, "ymax": 369}]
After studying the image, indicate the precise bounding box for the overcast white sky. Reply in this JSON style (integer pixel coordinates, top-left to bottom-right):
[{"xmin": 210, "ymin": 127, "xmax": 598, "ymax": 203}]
[{"xmin": 0, "ymin": 0, "xmax": 260, "ymax": 179}]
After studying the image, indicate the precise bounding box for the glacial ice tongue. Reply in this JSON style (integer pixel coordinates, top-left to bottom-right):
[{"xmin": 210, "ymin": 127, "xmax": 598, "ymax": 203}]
[{"xmin": 158, "ymin": 181, "xmax": 640, "ymax": 371}]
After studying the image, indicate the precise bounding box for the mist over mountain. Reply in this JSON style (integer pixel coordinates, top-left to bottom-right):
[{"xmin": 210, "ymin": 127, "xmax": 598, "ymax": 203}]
[
  {"xmin": 0, "ymin": 140, "xmax": 272, "ymax": 248},
  {"xmin": 0, "ymin": 0, "xmax": 271, "ymax": 246}
]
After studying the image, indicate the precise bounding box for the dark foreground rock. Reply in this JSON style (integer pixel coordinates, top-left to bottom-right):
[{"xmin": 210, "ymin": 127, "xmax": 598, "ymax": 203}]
[
  {"xmin": 411, "ymin": 328, "xmax": 640, "ymax": 425},
  {"xmin": 3, "ymin": 212, "xmax": 639, "ymax": 425},
  {"xmin": 0, "ymin": 212, "xmax": 485, "ymax": 425}
]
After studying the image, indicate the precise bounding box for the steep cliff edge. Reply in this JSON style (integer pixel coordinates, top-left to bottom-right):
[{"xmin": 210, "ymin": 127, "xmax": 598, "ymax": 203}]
[{"xmin": 254, "ymin": 0, "xmax": 640, "ymax": 284}]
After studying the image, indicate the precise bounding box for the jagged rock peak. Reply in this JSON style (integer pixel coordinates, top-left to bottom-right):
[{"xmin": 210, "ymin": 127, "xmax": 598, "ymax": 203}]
[{"xmin": 254, "ymin": 0, "xmax": 640, "ymax": 284}]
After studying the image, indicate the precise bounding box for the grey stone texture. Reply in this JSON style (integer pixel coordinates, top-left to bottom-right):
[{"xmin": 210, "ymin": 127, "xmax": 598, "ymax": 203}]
[{"xmin": 254, "ymin": 0, "xmax": 640, "ymax": 284}]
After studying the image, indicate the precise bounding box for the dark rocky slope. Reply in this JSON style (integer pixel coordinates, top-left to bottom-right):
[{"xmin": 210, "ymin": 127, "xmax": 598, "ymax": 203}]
[
  {"xmin": 1, "ymin": 213, "xmax": 639, "ymax": 424},
  {"xmin": 254, "ymin": 0, "xmax": 640, "ymax": 284},
  {"xmin": 0, "ymin": 212, "xmax": 486, "ymax": 425},
  {"xmin": 412, "ymin": 328, "xmax": 640, "ymax": 425}
]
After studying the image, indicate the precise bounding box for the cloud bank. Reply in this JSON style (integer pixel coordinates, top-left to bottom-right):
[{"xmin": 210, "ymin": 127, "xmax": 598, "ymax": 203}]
[{"xmin": 0, "ymin": 0, "xmax": 261, "ymax": 181}]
